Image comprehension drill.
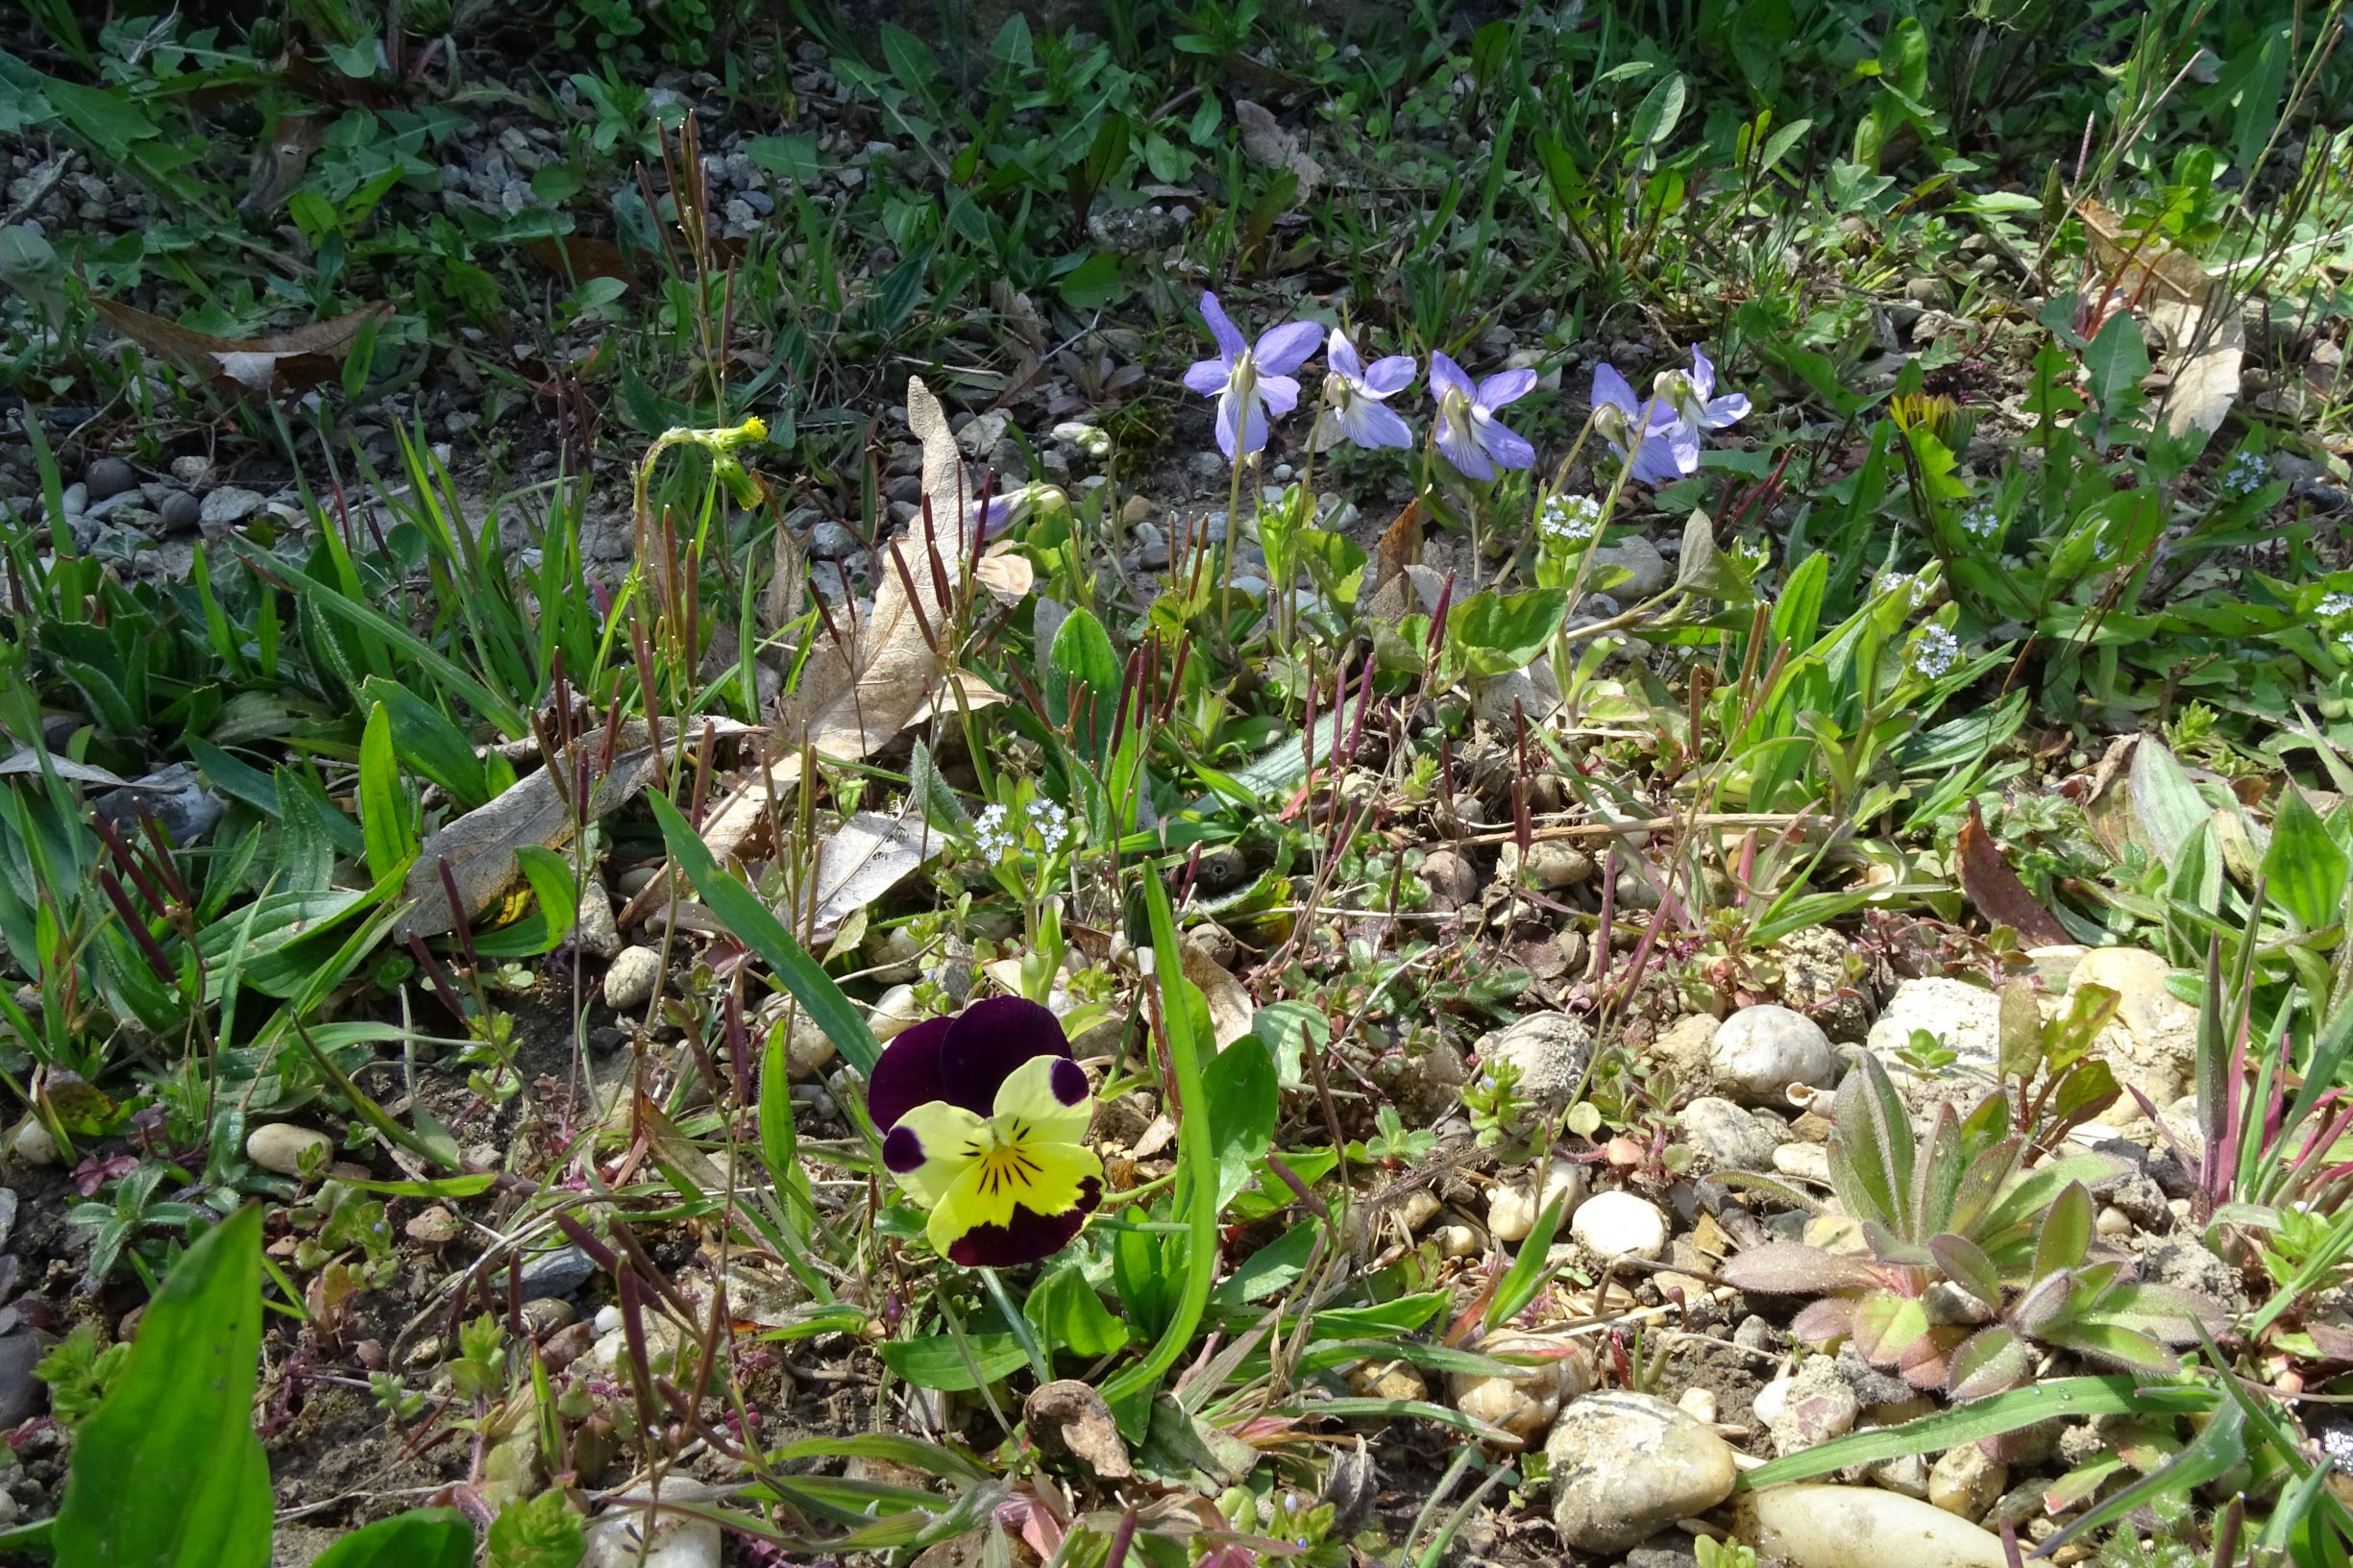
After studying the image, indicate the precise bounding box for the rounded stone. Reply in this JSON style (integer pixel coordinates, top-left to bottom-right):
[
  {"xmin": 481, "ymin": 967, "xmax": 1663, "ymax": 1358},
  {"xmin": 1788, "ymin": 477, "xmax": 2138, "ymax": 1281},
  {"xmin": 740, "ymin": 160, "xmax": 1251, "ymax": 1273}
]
[
  {"xmin": 1449, "ymin": 1331, "xmax": 1595, "ymax": 1443},
  {"xmin": 1678, "ymin": 1095, "xmax": 1789, "ymax": 1170},
  {"xmin": 785, "ymin": 1016, "xmax": 837, "ymax": 1080},
  {"xmin": 1476, "ymin": 1011, "xmax": 1596, "ymax": 1113},
  {"xmin": 1544, "ymin": 1390, "xmax": 1738, "ymax": 1554},
  {"xmin": 1929, "ymin": 1443, "xmax": 2007, "ymax": 1521},
  {"xmin": 1418, "ymin": 848, "xmax": 1479, "ymax": 911},
  {"xmin": 1569, "ymin": 1189, "xmax": 1668, "ymax": 1261},
  {"xmin": 156, "ymin": 489, "xmax": 202, "ymax": 532},
  {"xmin": 602, "ymin": 945, "xmax": 662, "ymax": 1012},
  {"xmin": 246, "ymin": 1122, "xmax": 332, "ymax": 1176},
  {"xmin": 10, "ymin": 1120, "xmax": 58, "ymax": 1166},
  {"xmin": 85, "ymin": 456, "xmax": 136, "ymax": 501},
  {"xmin": 868, "ymin": 984, "xmax": 923, "ymax": 1041},
  {"xmin": 1710, "ymin": 1004, "xmax": 1837, "ymax": 1105},
  {"xmin": 1488, "ymin": 1158, "xmax": 1586, "ymax": 1243}
]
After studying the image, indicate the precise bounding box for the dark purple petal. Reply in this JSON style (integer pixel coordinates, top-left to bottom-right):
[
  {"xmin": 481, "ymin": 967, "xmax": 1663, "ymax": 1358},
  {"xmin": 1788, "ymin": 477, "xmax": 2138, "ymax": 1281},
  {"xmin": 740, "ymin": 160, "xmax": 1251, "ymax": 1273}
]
[
  {"xmin": 936, "ymin": 995, "xmax": 1072, "ymax": 1115},
  {"xmin": 1476, "ymin": 368, "xmax": 1537, "ymax": 409},
  {"xmin": 1362, "ymin": 355, "xmax": 1417, "ymax": 398},
  {"xmin": 1048, "ymin": 1057, "xmax": 1089, "ymax": 1106},
  {"xmin": 1254, "ymin": 320, "xmax": 1323, "ymax": 376},
  {"xmin": 1200, "ymin": 293, "xmax": 1246, "ymax": 362},
  {"xmin": 883, "ymin": 1124, "xmax": 929, "ymax": 1173},
  {"xmin": 944, "ymin": 1177, "xmax": 1103, "ymax": 1267},
  {"xmin": 1429, "ymin": 352, "xmax": 1474, "ymax": 404},
  {"xmin": 866, "ymin": 1016, "xmax": 955, "ymax": 1131}
]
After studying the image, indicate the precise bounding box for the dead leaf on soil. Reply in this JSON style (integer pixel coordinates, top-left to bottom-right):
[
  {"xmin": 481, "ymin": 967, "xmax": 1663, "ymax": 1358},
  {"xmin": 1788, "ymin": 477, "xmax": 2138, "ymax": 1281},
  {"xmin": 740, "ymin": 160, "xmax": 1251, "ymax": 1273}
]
[
  {"xmin": 1372, "ymin": 496, "xmax": 1423, "ymax": 593},
  {"xmin": 1181, "ymin": 942, "xmax": 1258, "ymax": 1047},
  {"xmin": 1234, "ymin": 99, "xmax": 1322, "ymax": 198},
  {"xmin": 525, "ymin": 234, "xmax": 643, "ymax": 288},
  {"xmin": 2077, "ymin": 198, "xmax": 2241, "ymax": 439},
  {"xmin": 237, "ymin": 112, "xmax": 320, "ymax": 220},
  {"xmin": 777, "ymin": 377, "xmax": 973, "ymax": 764},
  {"xmin": 1956, "ymin": 801, "xmax": 2072, "ymax": 948},
  {"xmin": 797, "ymin": 808, "xmax": 939, "ymax": 945},
  {"xmin": 92, "ymin": 298, "xmax": 390, "ymax": 398},
  {"xmin": 973, "ymin": 543, "xmax": 1036, "ymax": 605},
  {"xmin": 1023, "ymin": 1380, "xmax": 1133, "ymax": 1479}
]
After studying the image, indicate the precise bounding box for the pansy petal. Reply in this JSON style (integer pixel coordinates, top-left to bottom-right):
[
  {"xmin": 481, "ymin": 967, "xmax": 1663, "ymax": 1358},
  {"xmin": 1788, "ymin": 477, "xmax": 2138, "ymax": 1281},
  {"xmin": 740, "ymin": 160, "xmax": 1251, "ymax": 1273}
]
[
  {"xmin": 1199, "ymin": 292, "xmax": 1246, "ymax": 363},
  {"xmin": 865, "ymin": 1016, "xmax": 954, "ymax": 1133},
  {"xmin": 1688, "ymin": 344, "xmax": 1716, "ymax": 402},
  {"xmin": 1343, "ymin": 400, "xmax": 1414, "ymax": 450},
  {"xmin": 1259, "ymin": 374, "xmax": 1301, "ymax": 418},
  {"xmin": 937, "ymin": 994, "xmax": 1072, "ymax": 1115},
  {"xmin": 1592, "ymin": 362, "xmax": 1638, "ymax": 414},
  {"xmin": 926, "ymin": 1141, "xmax": 1103, "ymax": 1260},
  {"xmin": 1703, "ymin": 392, "xmax": 1751, "ymax": 428},
  {"xmin": 939, "ymin": 1174, "xmax": 1104, "ymax": 1268},
  {"xmin": 1476, "ymin": 368, "xmax": 1537, "ymax": 408},
  {"xmin": 883, "ymin": 1099, "xmax": 990, "ymax": 1208},
  {"xmin": 1183, "ymin": 358, "xmax": 1231, "ymax": 397},
  {"xmin": 1435, "ymin": 419, "xmax": 1495, "ymax": 481},
  {"xmin": 1254, "ymin": 320, "xmax": 1323, "ymax": 376},
  {"xmin": 1362, "ymin": 355, "xmax": 1417, "ymax": 397},
  {"xmin": 991, "ymin": 1052, "xmax": 1094, "ymax": 1148},
  {"xmin": 1476, "ymin": 415, "xmax": 1536, "ymax": 470},
  {"xmin": 1326, "ymin": 329, "xmax": 1363, "ymax": 382},
  {"xmin": 1429, "ymin": 352, "xmax": 1474, "ymax": 404}
]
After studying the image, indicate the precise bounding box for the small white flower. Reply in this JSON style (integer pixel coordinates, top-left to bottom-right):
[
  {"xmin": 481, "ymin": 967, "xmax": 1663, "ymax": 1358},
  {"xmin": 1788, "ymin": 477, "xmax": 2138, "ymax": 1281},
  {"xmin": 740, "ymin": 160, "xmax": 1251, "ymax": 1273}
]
[
  {"xmin": 2320, "ymin": 592, "xmax": 2353, "ymax": 619},
  {"xmin": 1025, "ymin": 797, "xmax": 1070, "ymax": 855},
  {"xmin": 1537, "ymin": 492, "xmax": 1603, "ymax": 544},
  {"xmin": 1911, "ymin": 624, "xmax": 1962, "ymax": 679},
  {"xmin": 1960, "ymin": 503, "xmax": 2001, "ymax": 542},
  {"xmin": 1877, "ymin": 572, "xmax": 1929, "ymax": 608},
  {"xmin": 2221, "ymin": 451, "xmax": 2270, "ymax": 499},
  {"xmin": 972, "ymin": 803, "xmax": 1013, "ymax": 861},
  {"xmin": 2325, "ymin": 1423, "xmax": 2353, "ymax": 1477},
  {"xmin": 2339, "ymin": 629, "xmax": 2353, "ymax": 659}
]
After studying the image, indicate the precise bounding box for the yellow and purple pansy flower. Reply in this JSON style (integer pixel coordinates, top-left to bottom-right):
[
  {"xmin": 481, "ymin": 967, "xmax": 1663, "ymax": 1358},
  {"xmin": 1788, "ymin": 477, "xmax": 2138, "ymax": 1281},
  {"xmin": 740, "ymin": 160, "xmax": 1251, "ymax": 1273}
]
[{"xmin": 868, "ymin": 996, "xmax": 1103, "ymax": 1268}]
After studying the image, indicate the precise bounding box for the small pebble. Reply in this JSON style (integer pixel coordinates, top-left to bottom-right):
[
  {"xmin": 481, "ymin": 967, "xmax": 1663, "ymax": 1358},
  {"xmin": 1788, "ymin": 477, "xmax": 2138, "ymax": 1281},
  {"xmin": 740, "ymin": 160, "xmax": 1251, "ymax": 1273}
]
[
  {"xmin": 603, "ymin": 945, "xmax": 662, "ymax": 1012},
  {"xmin": 246, "ymin": 1122, "xmax": 332, "ymax": 1176},
  {"xmin": 85, "ymin": 456, "xmax": 136, "ymax": 500},
  {"xmin": 1569, "ymin": 1190, "xmax": 1668, "ymax": 1261}
]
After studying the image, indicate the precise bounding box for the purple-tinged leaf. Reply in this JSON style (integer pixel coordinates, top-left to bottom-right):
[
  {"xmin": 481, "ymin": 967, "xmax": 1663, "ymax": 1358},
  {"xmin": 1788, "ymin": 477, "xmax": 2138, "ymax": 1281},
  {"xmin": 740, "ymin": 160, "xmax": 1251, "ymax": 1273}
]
[
  {"xmin": 1851, "ymin": 1290, "xmax": 1933, "ymax": 1365},
  {"xmin": 1948, "ymin": 1326, "xmax": 2031, "ymax": 1400},
  {"xmin": 1723, "ymin": 1242, "xmax": 1880, "ymax": 1294},
  {"xmin": 2033, "ymin": 1182, "xmax": 2094, "ymax": 1280},
  {"xmin": 1791, "ymin": 1297, "xmax": 1856, "ymax": 1345},
  {"xmin": 1929, "ymin": 1233, "xmax": 2003, "ymax": 1312}
]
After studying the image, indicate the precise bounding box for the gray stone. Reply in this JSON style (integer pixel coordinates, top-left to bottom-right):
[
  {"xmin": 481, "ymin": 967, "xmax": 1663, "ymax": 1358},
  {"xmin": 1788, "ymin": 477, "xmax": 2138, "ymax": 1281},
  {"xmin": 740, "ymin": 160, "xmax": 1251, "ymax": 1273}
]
[
  {"xmin": 1867, "ymin": 977, "xmax": 1999, "ymax": 1066},
  {"xmin": 1476, "ymin": 1011, "xmax": 1595, "ymax": 1114},
  {"xmin": 808, "ymin": 520, "xmax": 862, "ymax": 560},
  {"xmin": 603, "ymin": 945, "xmax": 662, "ymax": 1012},
  {"xmin": 1904, "ymin": 275, "xmax": 1955, "ymax": 310},
  {"xmin": 0, "ymin": 1330, "xmax": 55, "ymax": 1426},
  {"xmin": 517, "ymin": 1243, "xmax": 598, "ymax": 1301},
  {"xmin": 85, "ymin": 457, "xmax": 136, "ymax": 501},
  {"xmin": 576, "ymin": 877, "xmax": 621, "ymax": 960},
  {"xmin": 198, "ymin": 486, "xmax": 265, "ymax": 529},
  {"xmin": 1418, "ymin": 848, "xmax": 1479, "ymax": 911},
  {"xmin": 1545, "ymin": 1390, "xmax": 1738, "ymax": 1555},
  {"xmin": 1679, "ymin": 1096, "xmax": 1788, "ymax": 1170},
  {"xmin": 1710, "ymin": 1004, "xmax": 1837, "ymax": 1105},
  {"xmin": 955, "ymin": 410, "xmax": 1011, "ymax": 460},
  {"xmin": 1591, "ymin": 535, "xmax": 1670, "ymax": 598}
]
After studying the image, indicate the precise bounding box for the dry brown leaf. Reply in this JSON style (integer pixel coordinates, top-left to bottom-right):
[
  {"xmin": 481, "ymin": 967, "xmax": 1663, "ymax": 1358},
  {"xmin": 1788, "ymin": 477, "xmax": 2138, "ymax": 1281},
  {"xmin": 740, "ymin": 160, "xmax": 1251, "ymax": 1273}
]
[
  {"xmin": 1023, "ymin": 1381, "xmax": 1133, "ymax": 1480},
  {"xmin": 524, "ymin": 234, "xmax": 642, "ymax": 288},
  {"xmin": 973, "ymin": 544, "xmax": 1036, "ymax": 605},
  {"xmin": 1234, "ymin": 99, "xmax": 1322, "ymax": 198},
  {"xmin": 92, "ymin": 298, "xmax": 390, "ymax": 398},
  {"xmin": 797, "ymin": 809, "xmax": 938, "ymax": 944},
  {"xmin": 1181, "ymin": 942, "xmax": 1257, "ymax": 1047},
  {"xmin": 237, "ymin": 112, "xmax": 319, "ymax": 220},
  {"xmin": 1956, "ymin": 801, "xmax": 2072, "ymax": 948},
  {"xmin": 1372, "ymin": 496, "xmax": 1424, "ymax": 594},
  {"xmin": 778, "ymin": 377, "xmax": 973, "ymax": 763},
  {"xmin": 2076, "ymin": 199, "xmax": 2241, "ymax": 437}
]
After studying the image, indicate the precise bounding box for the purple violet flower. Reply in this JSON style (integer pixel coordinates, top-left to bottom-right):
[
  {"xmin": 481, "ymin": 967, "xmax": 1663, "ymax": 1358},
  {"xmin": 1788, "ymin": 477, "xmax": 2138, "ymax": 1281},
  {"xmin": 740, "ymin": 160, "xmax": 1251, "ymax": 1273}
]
[
  {"xmin": 1429, "ymin": 353, "xmax": 1536, "ymax": 480},
  {"xmin": 1183, "ymin": 292, "xmax": 1323, "ymax": 461},
  {"xmin": 1591, "ymin": 363, "xmax": 1693, "ymax": 486},
  {"xmin": 1656, "ymin": 344, "xmax": 1750, "ymax": 437},
  {"xmin": 1312, "ymin": 329, "xmax": 1416, "ymax": 452}
]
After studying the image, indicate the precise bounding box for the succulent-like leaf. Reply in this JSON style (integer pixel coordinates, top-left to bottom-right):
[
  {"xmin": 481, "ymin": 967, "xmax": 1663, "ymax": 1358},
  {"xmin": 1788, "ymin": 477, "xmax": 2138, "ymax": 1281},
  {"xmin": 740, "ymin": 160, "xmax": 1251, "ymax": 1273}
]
[
  {"xmin": 1929, "ymin": 1233, "xmax": 2003, "ymax": 1312},
  {"xmin": 1792, "ymin": 1296, "xmax": 1857, "ymax": 1346},
  {"xmin": 2041, "ymin": 1320, "xmax": 2181, "ymax": 1374},
  {"xmin": 1831, "ymin": 1053, "xmax": 1916, "ymax": 1234},
  {"xmin": 1722, "ymin": 1241, "xmax": 1880, "ymax": 1295},
  {"xmin": 2095, "ymin": 1283, "xmax": 2227, "ymax": 1343},
  {"xmin": 2011, "ymin": 1270, "xmax": 2078, "ymax": 1336},
  {"xmin": 1948, "ymin": 1326, "xmax": 2032, "ymax": 1400},
  {"xmin": 1851, "ymin": 1289, "xmax": 1933, "ymax": 1365},
  {"xmin": 1911, "ymin": 1103, "xmax": 1967, "ymax": 1238},
  {"xmin": 2032, "ymin": 1182, "xmax": 2094, "ymax": 1280}
]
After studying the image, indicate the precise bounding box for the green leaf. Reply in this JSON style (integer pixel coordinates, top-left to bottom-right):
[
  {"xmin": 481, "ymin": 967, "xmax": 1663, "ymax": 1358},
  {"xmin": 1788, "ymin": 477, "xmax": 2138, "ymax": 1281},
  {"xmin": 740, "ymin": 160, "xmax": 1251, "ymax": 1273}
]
[
  {"xmin": 1446, "ymin": 588, "xmax": 1567, "ymax": 676},
  {"xmin": 485, "ymin": 1489, "xmax": 586, "ymax": 1568},
  {"xmin": 2033, "ymin": 1182, "xmax": 2094, "ymax": 1279},
  {"xmin": 650, "ymin": 794, "xmax": 880, "ymax": 1075},
  {"xmin": 467, "ymin": 845, "xmax": 579, "ymax": 960},
  {"xmin": 1044, "ymin": 607, "xmax": 1122, "ymax": 768},
  {"xmin": 1628, "ymin": 72, "xmax": 1686, "ymax": 147},
  {"xmin": 2083, "ymin": 310, "xmax": 2149, "ymax": 413},
  {"xmin": 358, "ymin": 702, "xmax": 416, "ymax": 886},
  {"xmin": 1025, "ymin": 1262, "xmax": 1132, "ymax": 1360},
  {"xmin": 52, "ymin": 1207, "xmax": 271, "ymax": 1568},
  {"xmin": 357, "ymin": 678, "xmax": 492, "ymax": 809},
  {"xmin": 1201, "ymin": 1035, "xmax": 1278, "ymax": 1211},
  {"xmin": 744, "ymin": 135, "xmax": 821, "ymax": 183},
  {"xmin": 315, "ymin": 1509, "xmax": 476, "ymax": 1568},
  {"xmin": 1483, "ymin": 1191, "xmax": 1568, "ymax": 1332},
  {"xmin": 2264, "ymin": 787, "xmax": 2347, "ymax": 931},
  {"xmin": 879, "ymin": 1332, "xmax": 1028, "ymax": 1391},
  {"xmin": 1211, "ymin": 1220, "xmax": 1319, "ymax": 1306}
]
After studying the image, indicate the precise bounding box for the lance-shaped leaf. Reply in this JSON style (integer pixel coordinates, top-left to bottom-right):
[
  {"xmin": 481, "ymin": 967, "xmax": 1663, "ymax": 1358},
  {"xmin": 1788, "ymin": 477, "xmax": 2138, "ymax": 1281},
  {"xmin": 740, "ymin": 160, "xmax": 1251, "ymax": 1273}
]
[
  {"xmin": 1721, "ymin": 1241, "xmax": 1882, "ymax": 1295},
  {"xmin": 1947, "ymin": 1325, "xmax": 2032, "ymax": 1400}
]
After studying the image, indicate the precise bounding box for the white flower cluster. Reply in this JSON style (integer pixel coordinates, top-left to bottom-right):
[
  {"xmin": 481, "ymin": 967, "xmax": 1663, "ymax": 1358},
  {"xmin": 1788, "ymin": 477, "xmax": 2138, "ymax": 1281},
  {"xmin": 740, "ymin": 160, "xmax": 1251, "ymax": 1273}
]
[
  {"xmin": 2220, "ymin": 451, "xmax": 2270, "ymax": 499},
  {"xmin": 1877, "ymin": 572, "xmax": 1930, "ymax": 608},
  {"xmin": 1960, "ymin": 503, "xmax": 2001, "ymax": 542},
  {"xmin": 2319, "ymin": 591, "xmax": 2353, "ymax": 619},
  {"xmin": 1910, "ymin": 624, "xmax": 1962, "ymax": 679},
  {"xmin": 1537, "ymin": 492, "xmax": 1604, "ymax": 544},
  {"xmin": 972, "ymin": 803, "xmax": 1014, "ymax": 861},
  {"xmin": 1025, "ymin": 797, "xmax": 1070, "ymax": 855}
]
